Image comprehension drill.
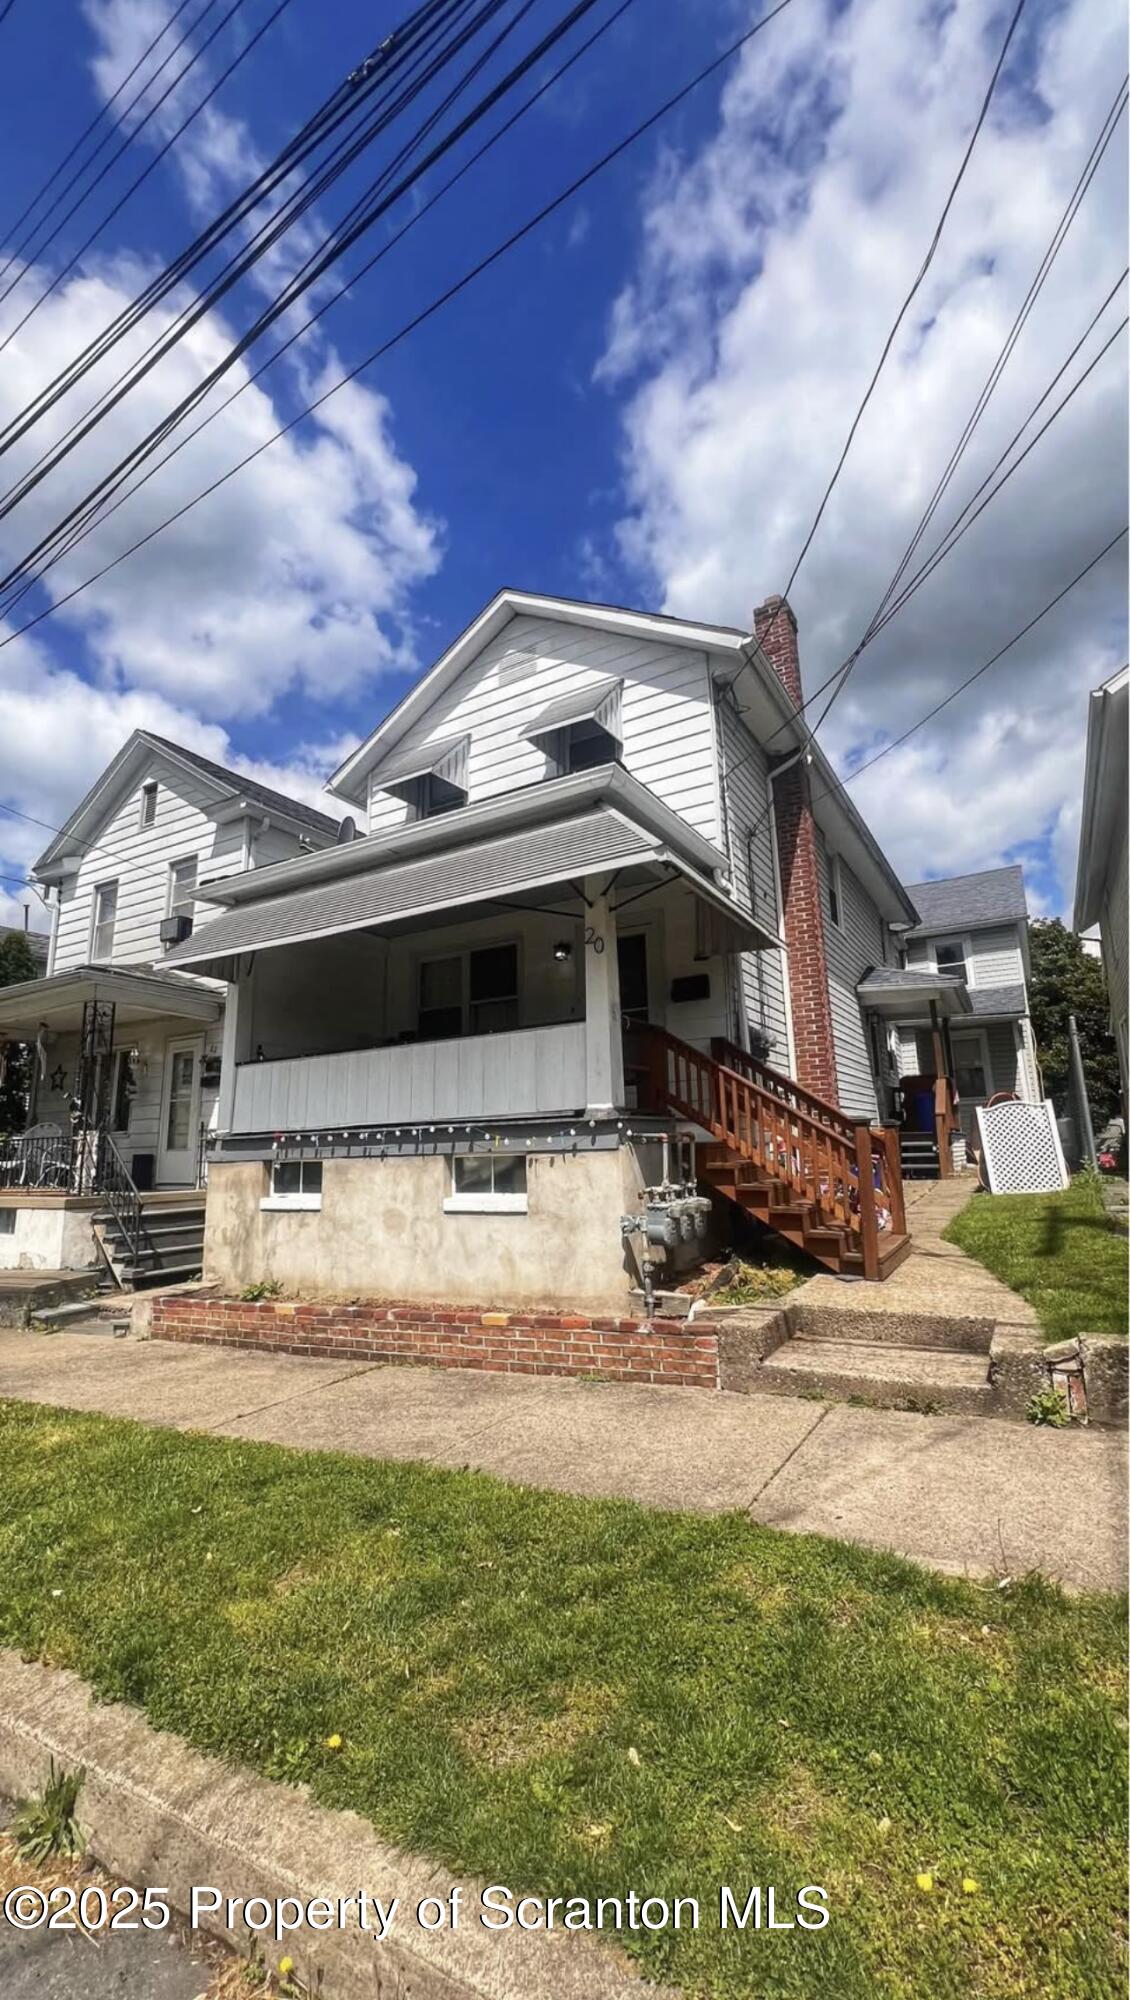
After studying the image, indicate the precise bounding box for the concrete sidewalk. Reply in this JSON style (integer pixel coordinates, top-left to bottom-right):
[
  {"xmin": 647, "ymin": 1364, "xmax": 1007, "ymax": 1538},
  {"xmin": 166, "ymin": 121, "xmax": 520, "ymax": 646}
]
[{"xmin": 0, "ymin": 1327, "xmax": 1124, "ymax": 1592}]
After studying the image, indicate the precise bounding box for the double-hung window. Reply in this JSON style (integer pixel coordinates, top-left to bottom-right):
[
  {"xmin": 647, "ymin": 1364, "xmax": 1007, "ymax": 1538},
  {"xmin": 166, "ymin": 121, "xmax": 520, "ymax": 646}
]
[
  {"xmin": 168, "ymin": 856, "xmax": 198, "ymax": 934},
  {"xmin": 91, "ymin": 881, "xmax": 118, "ymax": 961},
  {"xmin": 935, "ymin": 937, "xmax": 968, "ymax": 982},
  {"xmin": 444, "ymin": 1153, "xmax": 528, "ymax": 1213}
]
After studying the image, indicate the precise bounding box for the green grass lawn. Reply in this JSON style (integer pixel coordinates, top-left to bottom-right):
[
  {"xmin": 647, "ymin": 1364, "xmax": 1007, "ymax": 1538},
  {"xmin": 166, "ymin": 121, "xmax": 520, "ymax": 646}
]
[
  {"xmin": 943, "ymin": 1175, "xmax": 1129, "ymax": 1344},
  {"xmin": 0, "ymin": 1399, "xmax": 1125, "ymax": 1999}
]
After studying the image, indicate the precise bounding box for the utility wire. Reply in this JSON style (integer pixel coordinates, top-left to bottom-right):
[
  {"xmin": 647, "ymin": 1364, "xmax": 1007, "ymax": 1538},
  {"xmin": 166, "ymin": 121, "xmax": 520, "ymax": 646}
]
[
  {"xmin": 0, "ymin": 0, "xmax": 296, "ymax": 360},
  {"xmin": 861, "ymin": 74, "xmax": 1128, "ymax": 641},
  {"xmin": 0, "ymin": 0, "xmax": 801, "ymax": 659},
  {"xmin": 0, "ymin": 0, "xmax": 618, "ymax": 591},
  {"xmin": 0, "ymin": 0, "xmax": 234, "ymax": 315},
  {"xmin": 0, "ymin": 0, "xmax": 471, "ymax": 462},
  {"xmin": 2, "ymin": 0, "xmax": 642, "ymax": 613},
  {"xmin": 0, "ymin": 0, "xmax": 197, "ymax": 283},
  {"xmin": 0, "ymin": 0, "xmax": 515, "ymax": 517},
  {"xmin": 810, "ymin": 527, "xmax": 1128, "ymax": 807}
]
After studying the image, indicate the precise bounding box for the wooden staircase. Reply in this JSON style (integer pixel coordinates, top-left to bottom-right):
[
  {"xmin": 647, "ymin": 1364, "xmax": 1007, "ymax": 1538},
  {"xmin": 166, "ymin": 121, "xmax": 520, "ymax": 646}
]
[{"xmin": 636, "ymin": 1027, "xmax": 911, "ymax": 1281}]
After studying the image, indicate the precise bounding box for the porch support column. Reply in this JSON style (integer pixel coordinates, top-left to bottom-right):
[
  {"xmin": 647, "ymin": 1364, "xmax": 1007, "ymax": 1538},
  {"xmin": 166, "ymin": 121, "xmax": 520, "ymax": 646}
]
[
  {"xmin": 582, "ymin": 875, "xmax": 624, "ymax": 1118},
  {"xmin": 217, "ymin": 958, "xmax": 253, "ymax": 1134}
]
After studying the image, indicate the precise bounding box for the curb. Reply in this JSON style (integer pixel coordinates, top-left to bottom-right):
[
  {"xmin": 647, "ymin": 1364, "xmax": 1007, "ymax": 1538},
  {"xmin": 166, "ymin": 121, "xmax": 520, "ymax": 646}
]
[{"xmin": 0, "ymin": 1652, "xmax": 668, "ymax": 2000}]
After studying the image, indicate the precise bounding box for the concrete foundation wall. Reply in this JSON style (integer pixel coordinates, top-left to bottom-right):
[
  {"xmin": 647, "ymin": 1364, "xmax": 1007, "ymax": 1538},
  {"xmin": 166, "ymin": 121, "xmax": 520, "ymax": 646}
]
[
  {"xmin": 204, "ymin": 1145, "xmax": 665, "ymax": 1309},
  {"xmin": 0, "ymin": 1201, "xmax": 98, "ymax": 1271}
]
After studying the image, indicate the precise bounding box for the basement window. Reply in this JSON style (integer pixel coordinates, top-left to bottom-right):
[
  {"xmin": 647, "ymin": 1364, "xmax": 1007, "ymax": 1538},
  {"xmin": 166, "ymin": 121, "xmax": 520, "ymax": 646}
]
[
  {"xmin": 444, "ymin": 1153, "xmax": 528, "ymax": 1213},
  {"xmin": 261, "ymin": 1159, "xmax": 323, "ymax": 1211},
  {"xmin": 0, "ymin": 1209, "xmax": 15, "ymax": 1234}
]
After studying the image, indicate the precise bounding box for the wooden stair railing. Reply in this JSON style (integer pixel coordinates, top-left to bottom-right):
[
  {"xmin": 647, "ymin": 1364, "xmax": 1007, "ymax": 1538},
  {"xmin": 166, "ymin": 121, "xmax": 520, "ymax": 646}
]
[
  {"xmin": 710, "ymin": 1036, "xmax": 857, "ymax": 1142},
  {"xmin": 638, "ymin": 1025, "xmax": 906, "ymax": 1278}
]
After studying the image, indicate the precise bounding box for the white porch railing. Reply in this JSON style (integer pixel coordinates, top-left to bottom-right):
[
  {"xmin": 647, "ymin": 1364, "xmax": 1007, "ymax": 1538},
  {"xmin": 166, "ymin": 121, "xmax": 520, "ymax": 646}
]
[{"xmin": 229, "ymin": 1021, "xmax": 587, "ymax": 1133}]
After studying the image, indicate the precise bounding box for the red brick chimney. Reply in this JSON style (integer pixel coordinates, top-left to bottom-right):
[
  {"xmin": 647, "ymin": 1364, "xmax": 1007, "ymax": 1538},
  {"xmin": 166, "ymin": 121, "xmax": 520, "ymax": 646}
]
[{"xmin": 753, "ymin": 596, "xmax": 840, "ymax": 1108}]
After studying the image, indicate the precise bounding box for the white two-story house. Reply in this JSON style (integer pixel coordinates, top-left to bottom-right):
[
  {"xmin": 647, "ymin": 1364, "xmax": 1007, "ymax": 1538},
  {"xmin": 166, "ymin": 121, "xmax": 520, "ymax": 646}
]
[
  {"xmin": 0, "ymin": 733, "xmax": 337, "ymax": 1277},
  {"xmin": 155, "ymin": 589, "xmax": 921, "ymax": 1305},
  {"xmin": 859, "ymin": 863, "xmax": 1040, "ymax": 1176}
]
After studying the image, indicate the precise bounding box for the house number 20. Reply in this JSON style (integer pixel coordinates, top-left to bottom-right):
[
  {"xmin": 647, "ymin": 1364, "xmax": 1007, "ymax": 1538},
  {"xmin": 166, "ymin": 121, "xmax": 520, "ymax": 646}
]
[{"xmin": 584, "ymin": 926, "xmax": 605, "ymax": 953}]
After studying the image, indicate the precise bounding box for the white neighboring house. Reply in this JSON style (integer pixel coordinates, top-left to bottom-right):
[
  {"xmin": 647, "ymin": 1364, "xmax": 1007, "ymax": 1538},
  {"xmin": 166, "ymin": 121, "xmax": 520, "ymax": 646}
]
[
  {"xmin": 1074, "ymin": 665, "xmax": 1129, "ymax": 1113},
  {"xmin": 157, "ymin": 588, "xmax": 923, "ymax": 1306},
  {"xmin": 0, "ymin": 733, "xmax": 337, "ymax": 1277},
  {"xmin": 859, "ymin": 864, "xmax": 1040, "ymax": 1175}
]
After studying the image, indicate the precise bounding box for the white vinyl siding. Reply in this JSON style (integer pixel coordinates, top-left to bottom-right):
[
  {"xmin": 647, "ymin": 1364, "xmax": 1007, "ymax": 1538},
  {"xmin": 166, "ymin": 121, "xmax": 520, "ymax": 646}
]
[
  {"xmin": 52, "ymin": 754, "xmax": 312, "ymax": 974},
  {"xmin": 817, "ymin": 832, "xmax": 887, "ymax": 1121},
  {"xmin": 716, "ymin": 698, "xmax": 790, "ymax": 1067},
  {"xmin": 366, "ymin": 614, "xmax": 720, "ymax": 845},
  {"xmin": 29, "ymin": 1023, "xmax": 224, "ymax": 1171}
]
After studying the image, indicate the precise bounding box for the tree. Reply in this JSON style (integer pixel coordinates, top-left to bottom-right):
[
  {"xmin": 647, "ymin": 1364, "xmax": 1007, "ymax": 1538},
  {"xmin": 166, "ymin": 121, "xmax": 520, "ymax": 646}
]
[
  {"xmin": 0, "ymin": 928, "xmax": 41, "ymax": 1133},
  {"xmin": 1027, "ymin": 918, "xmax": 1122, "ymax": 1124}
]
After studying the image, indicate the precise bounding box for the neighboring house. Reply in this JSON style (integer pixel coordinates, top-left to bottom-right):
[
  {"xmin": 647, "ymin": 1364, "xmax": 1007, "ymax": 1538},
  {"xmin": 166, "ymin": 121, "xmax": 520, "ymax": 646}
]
[
  {"xmin": 158, "ymin": 589, "xmax": 921, "ymax": 1306},
  {"xmin": 0, "ymin": 733, "xmax": 337, "ymax": 1276},
  {"xmin": 1074, "ymin": 665, "xmax": 1129, "ymax": 1111},
  {"xmin": 0, "ymin": 924, "xmax": 49, "ymax": 971},
  {"xmin": 859, "ymin": 863, "xmax": 1040, "ymax": 1174}
]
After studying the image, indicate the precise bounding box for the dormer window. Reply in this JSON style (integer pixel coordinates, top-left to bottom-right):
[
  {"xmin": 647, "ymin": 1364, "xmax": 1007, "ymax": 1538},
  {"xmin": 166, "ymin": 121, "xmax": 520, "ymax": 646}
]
[
  {"xmin": 369, "ymin": 734, "xmax": 469, "ymax": 821},
  {"xmin": 139, "ymin": 781, "xmax": 158, "ymax": 828},
  {"xmin": 525, "ymin": 677, "xmax": 623, "ymax": 779}
]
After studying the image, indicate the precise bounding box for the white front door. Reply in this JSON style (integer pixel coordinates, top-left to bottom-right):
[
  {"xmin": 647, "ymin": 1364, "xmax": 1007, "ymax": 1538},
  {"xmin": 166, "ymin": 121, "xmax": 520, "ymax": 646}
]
[{"xmin": 158, "ymin": 1036, "xmax": 203, "ymax": 1185}]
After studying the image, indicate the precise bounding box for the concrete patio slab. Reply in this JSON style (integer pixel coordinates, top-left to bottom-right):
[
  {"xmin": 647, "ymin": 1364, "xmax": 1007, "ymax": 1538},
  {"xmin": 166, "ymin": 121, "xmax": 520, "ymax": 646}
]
[{"xmin": 0, "ymin": 1328, "xmax": 1124, "ymax": 1590}]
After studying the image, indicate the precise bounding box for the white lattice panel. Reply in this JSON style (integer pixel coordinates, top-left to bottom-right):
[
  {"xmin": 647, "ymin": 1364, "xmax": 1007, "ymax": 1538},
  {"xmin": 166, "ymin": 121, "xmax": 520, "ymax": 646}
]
[{"xmin": 977, "ymin": 1099, "xmax": 1069, "ymax": 1195}]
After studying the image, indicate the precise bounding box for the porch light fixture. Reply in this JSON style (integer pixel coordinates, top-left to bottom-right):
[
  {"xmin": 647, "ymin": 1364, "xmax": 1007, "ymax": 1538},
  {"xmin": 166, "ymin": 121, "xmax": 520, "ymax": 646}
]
[{"xmin": 552, "ymin": 939, "xmax": 572, "ymax": 962}]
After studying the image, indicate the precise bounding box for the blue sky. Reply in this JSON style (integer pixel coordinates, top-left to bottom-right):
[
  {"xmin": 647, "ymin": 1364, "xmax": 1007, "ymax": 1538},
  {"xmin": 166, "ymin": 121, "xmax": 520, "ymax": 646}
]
[{"xmin": 0, "ymin": 0, "xmax": 1125, "ymax": 925}]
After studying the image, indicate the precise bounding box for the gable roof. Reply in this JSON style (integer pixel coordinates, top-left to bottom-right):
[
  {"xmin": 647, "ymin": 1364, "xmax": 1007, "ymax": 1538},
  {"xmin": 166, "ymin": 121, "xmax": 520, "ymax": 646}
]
[
  {"xmin": 903, "ymin": 865, "xmax": 1028, "ymax": 938},
  {"xmin": 328, "ymin": 588, "xmax": 752, "ymax": 806},
  {"xmin": 33, "ymin": 730, "xmax": 339, "ymax": 879}
]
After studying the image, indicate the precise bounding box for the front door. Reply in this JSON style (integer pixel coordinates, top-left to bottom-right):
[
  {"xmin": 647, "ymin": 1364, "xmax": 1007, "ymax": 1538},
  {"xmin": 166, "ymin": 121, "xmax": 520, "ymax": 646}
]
[
  {"xmin": 158, "ymin": 1036, "xmax": 203, "ymax": 1185},
  {"xmin": 950, "ymin": 1029, "xmax": 990, "ymax": 1141}
]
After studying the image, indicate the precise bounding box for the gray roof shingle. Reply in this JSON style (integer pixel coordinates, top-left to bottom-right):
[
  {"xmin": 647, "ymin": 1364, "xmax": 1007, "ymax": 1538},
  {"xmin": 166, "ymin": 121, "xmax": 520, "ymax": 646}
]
[
  {"xmin": 903, "ymin": 864, "xmax": 1028, "ymax": 937},
  {"xmin": 967, "ymin": 983, "xmax": 1027, "ymax": 1018},
  {"xmin": 144, "ymin": 734, "xmax": 340, "ymax": 838}
]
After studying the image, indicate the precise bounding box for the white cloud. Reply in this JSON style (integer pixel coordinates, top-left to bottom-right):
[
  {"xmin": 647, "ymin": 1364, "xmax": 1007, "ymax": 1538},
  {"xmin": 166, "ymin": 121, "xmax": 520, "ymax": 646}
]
[{"xmin": 597, "ymin": 0, "xmax": 1128, "ymax": 912}]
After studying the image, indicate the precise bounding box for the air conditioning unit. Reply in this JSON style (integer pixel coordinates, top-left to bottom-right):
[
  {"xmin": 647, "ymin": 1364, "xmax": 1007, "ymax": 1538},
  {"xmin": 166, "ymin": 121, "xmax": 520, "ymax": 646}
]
[{"xmin": 159, "ymin": 914, "xmax": 193, "ymax": 945}]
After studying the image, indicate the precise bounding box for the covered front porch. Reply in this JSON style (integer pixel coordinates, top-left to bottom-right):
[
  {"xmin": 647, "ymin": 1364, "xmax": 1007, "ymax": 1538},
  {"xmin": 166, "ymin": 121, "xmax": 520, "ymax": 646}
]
[
  {"xmin": 857, "ymin": 966, "xmax": 1020, "ymax": 1175},
  {"xmin": 0, "ymin": 967, "xmax": 222, "ymax": 1273}
]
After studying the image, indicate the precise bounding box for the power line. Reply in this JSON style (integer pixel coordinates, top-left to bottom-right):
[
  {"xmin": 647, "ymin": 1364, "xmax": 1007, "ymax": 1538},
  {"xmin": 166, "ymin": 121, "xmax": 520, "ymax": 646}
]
[
  {"xmin": 0, "ymin": 0, "xmax": 802, "ymax": 660},
  {"xmin": 0, "ymin": 0, "xmax": 295, "ymax": 361},
  {"xmin": 861, "ymin": 74, "xmax": 1129, "ymax": 643},
  {"xmin": 0, "ymin": 0, "xmax": 235, "ymax": 317},
  {"xmin": 0, "ymin": 0, "xmax": 197, "ymax": 283},
  {"xmin": 0, "ymin": 0, "xmax": 475, "ymax": 466},
  {"xmin": 1, "ymin": 0, "xmax": 642, "ymax": 616},
  {"xmin": 0, "ymin": 0, "xmax": 536, "ymax": 546},
  {"xmin": 812, "ymin": 526, "xmax": 1127, "ymax": 807}
]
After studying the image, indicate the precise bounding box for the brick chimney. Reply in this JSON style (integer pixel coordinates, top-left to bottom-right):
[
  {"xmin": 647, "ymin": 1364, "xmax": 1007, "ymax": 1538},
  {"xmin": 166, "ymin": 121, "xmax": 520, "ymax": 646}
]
[{"xmin": 753, "ymin": 595, "xmax": 840, "ymax": 1108}]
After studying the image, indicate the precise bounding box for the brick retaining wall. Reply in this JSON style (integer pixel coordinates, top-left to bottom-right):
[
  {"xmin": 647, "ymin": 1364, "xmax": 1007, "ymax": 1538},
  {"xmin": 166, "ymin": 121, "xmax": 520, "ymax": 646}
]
[{"xmin": 150, "ymin": 1295, "xmax": 721, "ymax": 1389}]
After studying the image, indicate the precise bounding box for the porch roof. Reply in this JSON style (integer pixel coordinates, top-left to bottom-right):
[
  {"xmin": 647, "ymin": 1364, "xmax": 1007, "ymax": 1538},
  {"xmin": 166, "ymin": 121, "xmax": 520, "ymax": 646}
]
[
  {"xmin": 856, "ymin": 967, "xmax": 972, "ymax": 1020},
  {"xmin": 0, "ymin": 965, "xmax": 222, "ymax": 1039},
  {"xmin": 162, "ymin": 803, "xmax": 777, "ymax": 973}
]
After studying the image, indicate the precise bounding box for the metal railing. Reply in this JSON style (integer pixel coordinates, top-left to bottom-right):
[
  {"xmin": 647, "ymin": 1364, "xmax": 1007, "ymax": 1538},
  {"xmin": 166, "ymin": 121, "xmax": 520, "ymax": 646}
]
[
  {"xmin": 92, "ymin": 1132, "xmax": 151, "ymax": 1273},
  {"xmin": 0, "ymin": 1132, "xmax": 77, "ymax": 1191}
]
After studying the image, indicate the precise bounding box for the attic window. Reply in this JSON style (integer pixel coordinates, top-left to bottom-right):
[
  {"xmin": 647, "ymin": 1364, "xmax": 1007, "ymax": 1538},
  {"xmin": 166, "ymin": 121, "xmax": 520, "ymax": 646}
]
[
  {"xmin": 524, "ymin": 678, "xmax": 623, "ymax": 778},
  {"xmin": 408, "ymin": 771, "xmax": 465, "ymax": 819},
  {"xmin": 139, "ymin": 781, "xmax": 158, "ymax": 828},
  {"xmin": 370, "ymin": 735, "xmax": 470, "ymax": 820}
]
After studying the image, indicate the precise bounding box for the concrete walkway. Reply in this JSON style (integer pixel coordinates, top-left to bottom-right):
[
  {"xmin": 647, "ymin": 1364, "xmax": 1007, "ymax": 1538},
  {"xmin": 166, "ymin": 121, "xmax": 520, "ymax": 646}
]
[
  {"xmin": 790, "ymin": 1174, "xmax": 1039, "ymax": 1332},
  {"xmin": 0, "ymin": 1325, "xmax": 1124, "ymax": 1592}
]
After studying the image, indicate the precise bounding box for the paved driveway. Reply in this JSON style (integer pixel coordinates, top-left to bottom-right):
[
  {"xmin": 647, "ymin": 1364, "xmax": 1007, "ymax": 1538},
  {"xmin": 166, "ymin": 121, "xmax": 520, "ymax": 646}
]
[{"xmin": 0, "ymin": 1328, "xmax": 1124, "ymax": 1592}]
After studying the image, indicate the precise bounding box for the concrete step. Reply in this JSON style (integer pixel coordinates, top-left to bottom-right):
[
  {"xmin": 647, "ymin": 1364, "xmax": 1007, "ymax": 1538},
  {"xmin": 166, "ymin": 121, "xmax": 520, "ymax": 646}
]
[
  {"xmin": 755, "ymin": 1336, "xmax": 994, "ymax": 1416},
  {"xmin": 788, "ymin": 1297, "xmax": 995, "ymax": 1354}
]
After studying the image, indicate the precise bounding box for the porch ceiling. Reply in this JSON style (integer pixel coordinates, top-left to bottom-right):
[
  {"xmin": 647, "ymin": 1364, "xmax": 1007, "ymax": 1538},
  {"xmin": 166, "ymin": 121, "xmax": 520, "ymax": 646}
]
[
  {"xmin": 0, "ymin": 966, "xmax": 222, "ymax": 1039},
  {"xmin": 162, "ymin": 804, "xmax": 776, "ymax": 973}
]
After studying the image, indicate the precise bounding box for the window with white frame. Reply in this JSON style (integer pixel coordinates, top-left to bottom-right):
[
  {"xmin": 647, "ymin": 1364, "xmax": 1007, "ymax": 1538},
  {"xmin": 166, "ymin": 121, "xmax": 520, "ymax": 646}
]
[
  {"xmin": 139, "ymin": 781, "xmax": 158, "ymax": 828},
  {"xmin": 91, "ymin": 880, "xmax": 118, "ymax": 961},
  {"xmin": 262, "ymin": 1159, "xmax": 323, "ymax": 1210},
  {"xmin": 417, "ymin": 943, "xmax": 518, "ymax": 1040},
  {"xmin": 444, "ymin": 1152, "xmax": 528, "ymax": 1212},
  {"xmin": 168, "ymin": 855, "xmax": 198, "ymax": 933},
  {"xmin": 934, "ymin": 936, "xmax": 968, "ymax": 982}
]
